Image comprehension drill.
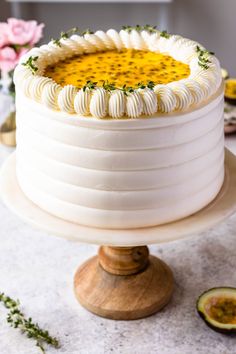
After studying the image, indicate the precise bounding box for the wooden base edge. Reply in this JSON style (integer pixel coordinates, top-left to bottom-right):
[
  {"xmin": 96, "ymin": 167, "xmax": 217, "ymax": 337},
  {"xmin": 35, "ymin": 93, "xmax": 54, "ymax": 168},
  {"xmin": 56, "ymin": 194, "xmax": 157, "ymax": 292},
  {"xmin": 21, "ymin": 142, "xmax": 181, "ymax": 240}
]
[{"xmin": 74, "ymin": 254, "xmax": 174, "ymax": 320}]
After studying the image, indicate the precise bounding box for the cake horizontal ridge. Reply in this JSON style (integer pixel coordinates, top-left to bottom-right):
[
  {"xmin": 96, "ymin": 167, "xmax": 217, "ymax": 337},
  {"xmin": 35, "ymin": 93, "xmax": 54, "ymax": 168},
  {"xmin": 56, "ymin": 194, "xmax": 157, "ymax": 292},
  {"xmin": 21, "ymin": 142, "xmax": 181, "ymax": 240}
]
[
  {"xmin": 17, "ymin": 158, "xmax": 224, "ymax": 210},
  {"xmin": 16, "ymin": 110, "xmax": 223, "ymax": 152},
  {"xmin": 17, "ymin": 168, "xmax": 224, "ymax": 229},
  {"xmin": 16, "ymin": 129, "xmax": 224, "ymax": 171},
  {"xmin": 17, "ymin": 145, "xmax": 224, "ymax": 191}
]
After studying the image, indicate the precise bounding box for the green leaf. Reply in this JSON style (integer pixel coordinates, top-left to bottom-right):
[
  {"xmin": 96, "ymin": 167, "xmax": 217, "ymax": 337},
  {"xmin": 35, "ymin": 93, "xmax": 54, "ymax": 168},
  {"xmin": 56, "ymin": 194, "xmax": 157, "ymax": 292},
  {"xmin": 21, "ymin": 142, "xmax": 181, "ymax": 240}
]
[
  {"xmin": 22, "ymin": 56, "xmax": 39, "ymax": 74},
  {"xmin": 0, "ymin": 292, "xmax": 60, "ymax": 353}
]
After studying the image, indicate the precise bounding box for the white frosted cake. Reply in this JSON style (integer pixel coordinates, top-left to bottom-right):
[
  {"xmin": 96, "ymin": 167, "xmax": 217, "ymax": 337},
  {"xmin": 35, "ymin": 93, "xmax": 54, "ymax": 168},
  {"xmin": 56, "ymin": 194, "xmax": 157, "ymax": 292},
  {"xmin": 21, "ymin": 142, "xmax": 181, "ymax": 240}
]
[{"xmin": 14, "ymin": 26, "xmax": 224, "ymax": 229}]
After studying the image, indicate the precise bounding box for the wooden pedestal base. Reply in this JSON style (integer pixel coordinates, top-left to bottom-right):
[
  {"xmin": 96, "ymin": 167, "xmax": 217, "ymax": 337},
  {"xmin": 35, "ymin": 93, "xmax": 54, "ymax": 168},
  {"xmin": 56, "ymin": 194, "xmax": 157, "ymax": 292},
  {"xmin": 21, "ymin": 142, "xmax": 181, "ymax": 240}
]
[{"xmin": 74, "ymin": 246, "xmax": 174, "ymax": 320}]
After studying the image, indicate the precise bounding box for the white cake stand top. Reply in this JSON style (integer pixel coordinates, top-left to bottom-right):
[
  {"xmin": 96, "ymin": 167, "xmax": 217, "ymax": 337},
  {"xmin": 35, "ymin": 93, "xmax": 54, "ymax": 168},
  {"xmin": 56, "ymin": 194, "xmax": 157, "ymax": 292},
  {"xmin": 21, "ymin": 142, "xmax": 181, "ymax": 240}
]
[{"xmin": 1, "ymin": 150, "xmax": 236, "ymax": 246}]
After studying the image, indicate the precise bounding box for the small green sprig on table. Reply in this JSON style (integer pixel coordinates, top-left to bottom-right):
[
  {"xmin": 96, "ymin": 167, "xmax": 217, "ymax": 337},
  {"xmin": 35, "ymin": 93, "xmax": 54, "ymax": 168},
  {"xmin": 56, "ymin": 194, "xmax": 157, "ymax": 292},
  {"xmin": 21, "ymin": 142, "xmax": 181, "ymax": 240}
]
[
  {"xmin": 52, "ymin": 27, "xmax": 94, "ymax": 47},
  {"xmin": 0, "ymin": 292, "xmax": 60, "ymax": 354},
  {"xmin": 196, "ymin": 45, "xmax": 215, "ymax": 70},
  {"xmin": 122, "ymin": 24, "xmax": 171, "ymax": 38},
  {"xmin": 22, "ymin": 56, "xmax": 39, "ymax": 74}
]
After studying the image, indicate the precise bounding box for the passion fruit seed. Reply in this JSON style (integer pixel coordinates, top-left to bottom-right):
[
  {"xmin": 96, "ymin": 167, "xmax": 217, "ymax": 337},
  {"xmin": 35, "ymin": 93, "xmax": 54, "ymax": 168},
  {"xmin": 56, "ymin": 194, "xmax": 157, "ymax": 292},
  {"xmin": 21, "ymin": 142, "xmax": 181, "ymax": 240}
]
[
  {"xmin": 44, "ymin": 49, "xmax": 190, "ymax": 89},
  {"xmin": 197, "ymin": 287, "xmax": 236, "ymax": 334}
]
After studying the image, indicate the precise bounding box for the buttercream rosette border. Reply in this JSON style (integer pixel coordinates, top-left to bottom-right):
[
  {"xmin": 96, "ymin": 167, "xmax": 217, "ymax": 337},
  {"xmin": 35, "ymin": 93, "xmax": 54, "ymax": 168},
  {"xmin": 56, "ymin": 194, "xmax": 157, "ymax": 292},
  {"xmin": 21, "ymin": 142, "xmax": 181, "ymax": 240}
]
[{"xmin": 14, "ymin": 29, "xmax": 222, "ymax": 119}]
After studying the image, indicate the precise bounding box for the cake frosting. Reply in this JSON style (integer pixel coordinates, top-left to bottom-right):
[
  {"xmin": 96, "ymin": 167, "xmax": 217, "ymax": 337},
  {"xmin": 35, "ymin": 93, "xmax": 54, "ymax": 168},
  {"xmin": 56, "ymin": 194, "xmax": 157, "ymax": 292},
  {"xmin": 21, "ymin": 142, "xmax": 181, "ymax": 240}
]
[
  {"xmin": 14, "ymin": 28, "xmax": 222, "ymax": 119},
  {"xmin": 14, "ymin": 26, "xmax": 225, "ymax": 229}
]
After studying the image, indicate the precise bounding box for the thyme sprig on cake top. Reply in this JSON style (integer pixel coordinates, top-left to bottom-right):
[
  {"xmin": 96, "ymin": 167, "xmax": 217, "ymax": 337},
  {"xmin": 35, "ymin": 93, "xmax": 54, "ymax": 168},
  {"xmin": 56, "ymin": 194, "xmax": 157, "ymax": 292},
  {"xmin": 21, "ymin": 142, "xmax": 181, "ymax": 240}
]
[
  {"xmin": 22, "ymin": 55, "xmax": 39, "ymax": 74},
  {"xmin": 196, "ymin": 45, "xmax": 215, "ymax": 70},
  {"xmin": 17, "ymin": 24, "xmax": 222, "ymax": 118},
  {"xmin": 122, "ymin": 24, "xmax": 170, "ymax": 38},
  {"xmin": 51, "ymin": 27, "xmax": 94, "ymax": 47}
]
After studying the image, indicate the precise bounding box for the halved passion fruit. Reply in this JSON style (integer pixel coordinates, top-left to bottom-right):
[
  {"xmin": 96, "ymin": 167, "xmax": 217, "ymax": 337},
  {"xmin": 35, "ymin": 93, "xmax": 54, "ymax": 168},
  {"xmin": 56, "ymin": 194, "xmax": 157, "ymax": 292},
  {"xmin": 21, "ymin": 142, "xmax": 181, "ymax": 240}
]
[
  {"xmin": 225, "ymin": 79, "xmax": 236, "ymax": 105},
  {"xmin": 197, "ymin": 287, "xmax": 236, "ymax": 333}
]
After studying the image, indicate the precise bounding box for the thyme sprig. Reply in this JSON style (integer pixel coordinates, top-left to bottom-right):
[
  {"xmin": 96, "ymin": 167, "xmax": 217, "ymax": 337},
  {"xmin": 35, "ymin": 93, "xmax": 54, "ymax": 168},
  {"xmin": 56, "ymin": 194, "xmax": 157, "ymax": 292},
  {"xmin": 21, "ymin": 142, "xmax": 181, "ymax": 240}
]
[
  {"xmin": 52, "ymin": 27, "xmax": 94, "ymax": 47},
  {"xmin": 160, "ymin": 30, "xmax": 170, "ymax": 39},
  {"xmin": 102, "ymin": 80, "xmax": 116, "ymax": 91},
  {"xmin": 81, "ymin": 28, "xmax": 94, "ymax": 36},
  {"xmin": 82, "ymin": 80, "xmax": 156, "ymax": 94},
  {"xmin": 22, "ymin": 56, "xmax": 38, "ymax": 74},
  {"xmin": 52, "ymin": 27, "xmax": 79, "ymax": 46},
  {"xmin": 121, "ymin": 84, "xmax": 134, "ymax": 96},
  {"xmin": 137, "ymin": 80, "xmax": 155, "ymax": 90},
  {"xmin": 83, "ymin": 80, "xmax": 97, "ymax": 91},
  {"xmin": 0, "ymin": 292, "xmax": 60, "ymax": 354},
  {"xmin": 122, "ymin": 24, "xmax": 170, "ymax": 38},
  {"xmin": 196, "ymin": 45, "xmax": 215, "ymax": 70}
]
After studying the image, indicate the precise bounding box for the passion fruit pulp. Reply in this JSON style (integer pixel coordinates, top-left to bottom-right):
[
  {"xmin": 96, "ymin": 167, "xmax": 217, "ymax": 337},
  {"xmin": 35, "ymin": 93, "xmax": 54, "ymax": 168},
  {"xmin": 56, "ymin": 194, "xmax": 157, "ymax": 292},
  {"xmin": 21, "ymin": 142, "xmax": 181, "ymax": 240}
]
[
  {"xmin": 225, "ymin": 79, "xmax": 236, "ymax": 105},
  {"xmin": 197, "ymin": 287, "xmax": 236, "ymax": 334}
]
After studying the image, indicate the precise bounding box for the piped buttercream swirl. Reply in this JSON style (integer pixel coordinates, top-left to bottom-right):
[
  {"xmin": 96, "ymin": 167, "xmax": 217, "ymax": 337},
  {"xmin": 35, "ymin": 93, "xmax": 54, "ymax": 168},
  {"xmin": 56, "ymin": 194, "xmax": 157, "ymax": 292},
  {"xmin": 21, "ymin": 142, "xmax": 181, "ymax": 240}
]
[
  {"xmin": 109, "ymin": 90, "xmax": 126, "ymax": 118},
  {"xmin": 154, "ymin": 85, "xmax": 177, "ymax": 113},
  {"xmin": 14, "ymin": 28, "xmax": 222, "ymax": 118},
  {"xmin": 58, "ymin": 85, "xmax": 77, "ymax": 113},
  {"xmin": 139, "ymin": 88, "xmax": 157, "ymax": 115},
  {"xmin": 90, "ymin": 87, "xmax": 108, "ymax": 118},
  {"xmin": 74, "ymin": 88, "xmax": 91, "ymax": 115},
  {"xmin": 126, "ymin": 90, "xmax": 143, "ymax": 118}
]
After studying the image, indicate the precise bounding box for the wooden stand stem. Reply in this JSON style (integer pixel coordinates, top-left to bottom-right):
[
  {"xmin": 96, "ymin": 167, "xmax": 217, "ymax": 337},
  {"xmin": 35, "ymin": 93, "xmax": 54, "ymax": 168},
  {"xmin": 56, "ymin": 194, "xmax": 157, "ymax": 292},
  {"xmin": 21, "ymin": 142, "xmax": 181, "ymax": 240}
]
[{"xmin": 74, "ymin": 245, "xmax": 174, "ymax": 320}]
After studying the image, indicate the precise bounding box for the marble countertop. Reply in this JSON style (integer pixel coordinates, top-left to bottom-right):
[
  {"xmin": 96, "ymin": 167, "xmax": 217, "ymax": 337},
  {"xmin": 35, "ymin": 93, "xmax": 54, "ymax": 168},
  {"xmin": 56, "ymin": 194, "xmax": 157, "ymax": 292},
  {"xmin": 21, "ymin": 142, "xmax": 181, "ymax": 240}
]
[{"xmin": 0, "ymin": 138, "xmax": 236, "ymax": 354}]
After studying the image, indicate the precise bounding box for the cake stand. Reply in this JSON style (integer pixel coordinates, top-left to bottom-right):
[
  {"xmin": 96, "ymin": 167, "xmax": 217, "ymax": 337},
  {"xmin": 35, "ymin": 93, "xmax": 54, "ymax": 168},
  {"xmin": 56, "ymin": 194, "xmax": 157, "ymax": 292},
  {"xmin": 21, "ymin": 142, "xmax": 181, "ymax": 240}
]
[{"xmin": 1, "ymin": 149, "xmax": 236, "ymax": 320}]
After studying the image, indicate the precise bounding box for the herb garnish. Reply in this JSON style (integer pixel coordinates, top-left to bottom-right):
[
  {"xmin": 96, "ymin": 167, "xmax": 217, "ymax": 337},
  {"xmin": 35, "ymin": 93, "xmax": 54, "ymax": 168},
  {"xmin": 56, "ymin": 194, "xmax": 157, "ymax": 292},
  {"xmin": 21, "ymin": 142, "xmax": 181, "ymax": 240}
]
[
  {"xmin": 22, "ymin": 56, "xmax": 38, "ymax": 74},
  {"xmin": 81, "ymin": 29, "xmax": 94, "ymax": 36},
  {"xmin": 52, "ymin": 27, "xmax": 79, "ymax": 47},
  {"xmin": 122, "ymin": 24, "xmax": 170, "ymax": 38},
  {"xmin": 82, "ymin": 80, "xmax": 156, "ymax": 94},
  {"xmin": 0, "ymin": 292, "xmax": 60, "ymax": 354},
  {"xmin": 83, "ymin": 80, "xmax": 97, "ymax": 91},
  {"xmin": 137, "ymin": 81, "xmax": 155, "ymax": 90},
  {"xmin": 160, "ymin": 30, "xmax": 170, "ymax": 39},
  {"xmin": 121, "ymin": 84, "xmax": 134, "ymax": 96},
  {"xmin": 196, "ymin": 45, "xmax": 215, "ymax": 70},
  {"xmin": 52, "ymin": 27, "xmax": 94, "ymax": 47},
  {"xmin": 102, "ymin": 80, "xmax": 116, "ymax": 91}
]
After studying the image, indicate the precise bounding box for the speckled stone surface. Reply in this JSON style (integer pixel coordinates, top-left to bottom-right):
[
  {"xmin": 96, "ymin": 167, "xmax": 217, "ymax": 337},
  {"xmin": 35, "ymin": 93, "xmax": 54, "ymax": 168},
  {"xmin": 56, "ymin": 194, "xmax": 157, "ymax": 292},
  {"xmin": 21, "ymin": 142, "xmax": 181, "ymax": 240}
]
[{"xmin": 0, "ymin": 139, "xmax": 236, "ymax": 354}]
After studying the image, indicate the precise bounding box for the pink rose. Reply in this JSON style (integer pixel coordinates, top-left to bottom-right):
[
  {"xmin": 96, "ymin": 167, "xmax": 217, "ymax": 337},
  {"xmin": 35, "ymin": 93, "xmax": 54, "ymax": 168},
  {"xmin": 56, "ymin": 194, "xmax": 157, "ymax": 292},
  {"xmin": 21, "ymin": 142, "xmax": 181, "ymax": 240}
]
[
  {"xmin": 0, "ymin": 23, "xmax": 9, "ymax": 48},
  {"xmin": 7, "ymin": 18, "xmax": 44, "ymax": 46},
  {"xmin": 29, "ymin": 23, "xmax": 45, "ymax": 45},
  {"xmin": 0, "ymin": 46, "xmax": 18, "ymax": 72}
]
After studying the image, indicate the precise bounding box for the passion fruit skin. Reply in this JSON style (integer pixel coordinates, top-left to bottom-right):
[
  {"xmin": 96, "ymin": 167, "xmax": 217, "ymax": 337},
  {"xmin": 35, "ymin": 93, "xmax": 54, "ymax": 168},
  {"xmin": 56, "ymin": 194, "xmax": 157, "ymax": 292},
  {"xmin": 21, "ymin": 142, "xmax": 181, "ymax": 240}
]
[
  {"xmin": 225, "ymin": 97, "xmax": 236, "ymax": 106},
  {"xmin": 197, "ymin": 287, "xmax": 236, "ymax": 334},
  {"xmin": 225, "ymin": 79, "xmax": 236, "ymax": 105}
]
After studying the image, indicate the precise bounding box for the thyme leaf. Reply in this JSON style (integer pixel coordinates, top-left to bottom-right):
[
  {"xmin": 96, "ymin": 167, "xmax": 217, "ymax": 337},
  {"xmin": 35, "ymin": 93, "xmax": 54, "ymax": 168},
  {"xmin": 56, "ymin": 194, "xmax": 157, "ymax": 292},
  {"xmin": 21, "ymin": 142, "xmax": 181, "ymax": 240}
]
[
  {"xmin": 52, "ymin": 27, "xmax": 83, "ymax": 47},
  {"xmin": 83, "ymin": 80, "xmax": 97, "ymax": 91},
  {"xmin": 196, "ymin": 45, "xmax": 215, "ymax": 70},
  {"xmin": 160, "ymin": 30, "xmax": 170, "ymax": 38},
  {"xmin": 0, "ymin": 292, "xmax": 60, "ymax": 354},
  {"xmin": 22, "ymin": 56, "xmax": 38, "ymax": 74},
  {"xmin": 122, "ymin": 24, "xmax": 170, "ymax": 38}
]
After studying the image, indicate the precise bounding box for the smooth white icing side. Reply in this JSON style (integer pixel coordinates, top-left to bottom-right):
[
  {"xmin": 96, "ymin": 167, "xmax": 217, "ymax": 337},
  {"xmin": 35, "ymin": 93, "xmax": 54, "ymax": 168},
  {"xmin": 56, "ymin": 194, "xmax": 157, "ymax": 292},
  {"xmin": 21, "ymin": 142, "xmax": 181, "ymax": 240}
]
[{"xmin": 15, "ymin": 86, "xmax": 225, "ymax": 229}]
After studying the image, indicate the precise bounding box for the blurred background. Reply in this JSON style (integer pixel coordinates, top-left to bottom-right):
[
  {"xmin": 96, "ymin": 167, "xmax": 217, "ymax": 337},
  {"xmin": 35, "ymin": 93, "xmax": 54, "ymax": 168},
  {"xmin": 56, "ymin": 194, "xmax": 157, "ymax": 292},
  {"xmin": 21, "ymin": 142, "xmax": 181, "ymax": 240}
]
[{"xmin": 1, "ymin": 0, "xmax": 236, "ymax": 75}]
